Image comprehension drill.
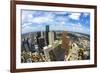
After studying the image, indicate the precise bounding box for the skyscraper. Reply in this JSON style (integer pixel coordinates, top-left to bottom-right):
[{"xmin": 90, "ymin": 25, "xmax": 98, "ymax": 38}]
[
  {"xmin": 45, "ymin": 25, "xmax": 49, "ymax": 45},
  {"xmin": 61, "ymin": 31, "xmax": 70, "ymax": 56}
]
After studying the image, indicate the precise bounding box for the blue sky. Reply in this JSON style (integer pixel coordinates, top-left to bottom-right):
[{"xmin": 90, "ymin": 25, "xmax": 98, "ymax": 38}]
[{"xmin": 21, "ymin": 10, "xmax": 90, "ymax": 34}]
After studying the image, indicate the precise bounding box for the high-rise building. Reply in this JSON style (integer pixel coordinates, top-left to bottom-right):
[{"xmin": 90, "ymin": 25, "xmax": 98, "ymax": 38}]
[
  {"xmin": 61, "ymin": 31, "xmax": 70, "ymax": 55},
  {"xmin": 45, "ymin": 25, "xmax": 49, "ymax": 45},
  {"xmin": 48, "ymin": 31, "xmax": 55, "ymax": 45}
]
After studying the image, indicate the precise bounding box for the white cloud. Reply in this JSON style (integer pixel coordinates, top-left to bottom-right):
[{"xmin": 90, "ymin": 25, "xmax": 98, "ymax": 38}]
[
  {"xmin": 70, "ymin": 23, "xmax": 90, "ymax": 34},
  {"xmin": 56, "ymin": 16, "xmax": 69, "ymax": 22},
  {"xmin": 69, "ymin": 13, "xmax": 81, "ymax": 20},
  {"xmin": 22, "ymin": 24, "xmax": 45, "ymax": 34},
  {"xmin": 22, "ymin": 23, "xmax": 32, "ymax": 28},
  {"xmin": 53, "ymin": 12, "xmax": 67, "ymax": 15},
  {"xmin": 61, "ymin": 21, "xmax": 66, "ymax": 25},
  {"xmin": 27, "ymin": 14, "xmax": 33, "ymax": 18},
  {"xmin": 83, "ymin": 13, "xmax": 89, "ymax": 17},
  {"xmin": 31, "ymin": 16, "xmax": 53, "ymax": 24},
  {"xmin": 22, "ymin": 11, "xmax": 55, "ymax": 24},
  {"xmin": 75, "ymin": 23, "xmax": 82, "ymax": 29},
  {"xmin": 22, "ymin": 26, "xmax": 34, "ymax": 33},
  {"xmin": 22, "ymin": 10, "xmax": 36, "ymax": 24}
]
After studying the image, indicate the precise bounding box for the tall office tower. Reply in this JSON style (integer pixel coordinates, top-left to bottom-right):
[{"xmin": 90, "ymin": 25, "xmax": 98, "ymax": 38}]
[
  {"xmin": 53, "ymin": 31, "xmax": 56, "ymax": 40},
  {"xmin": 45, "ymin": 25, "xmax": 49, "ymax": 45},
  {"xmin": 41, "ymin": 32, "xmax": 44, "ymax": 38},
  {"xmin": 28, "ymin": 32, "xmax": 31, "ymax": 38},
  {"xmin": 49, "ymin": 31, "xmax": 54, "ymax": 45},
  {"xmin": 61, "ymin": 31, "xmax": 70, "ymax": 56},
  {"xmin": 36, "ymin": 32, "xmax": 41, "ymax": 44},
  {"xmin": 28, "ymin": 32, "xmax": 34, "ymax": 43}
]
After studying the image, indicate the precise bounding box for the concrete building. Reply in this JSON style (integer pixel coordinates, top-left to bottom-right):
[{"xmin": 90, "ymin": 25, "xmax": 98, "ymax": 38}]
[
  {"xmin": 48, "ymin": 31, "xmax": 55, "ymax": 45},
  {"xmin": 61, "ymin": 31, "xmax": 70, "ymax": 56}
]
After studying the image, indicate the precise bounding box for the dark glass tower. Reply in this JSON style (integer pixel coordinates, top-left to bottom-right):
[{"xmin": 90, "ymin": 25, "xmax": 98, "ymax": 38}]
[{"xmin": 45, "ymin": 25, "xmax": 49, "ymax": 45}]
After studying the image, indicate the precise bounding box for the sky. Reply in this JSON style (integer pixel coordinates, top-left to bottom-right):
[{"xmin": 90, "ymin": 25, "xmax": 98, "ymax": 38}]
[{"xmin": 21, "ymin": 10, "xmax": 90, "ymax": 35}]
